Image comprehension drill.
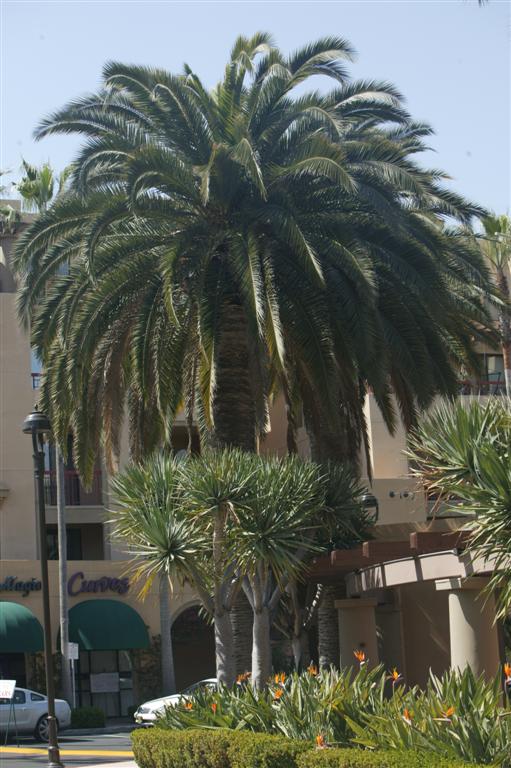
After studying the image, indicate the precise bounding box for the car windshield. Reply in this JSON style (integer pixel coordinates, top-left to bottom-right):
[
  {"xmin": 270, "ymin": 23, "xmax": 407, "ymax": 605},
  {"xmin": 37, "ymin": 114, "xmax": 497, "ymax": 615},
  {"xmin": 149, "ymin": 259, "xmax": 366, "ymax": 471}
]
[{"xmin": 181, "ymin": 681, "xmax": 214, "ymax": 695}]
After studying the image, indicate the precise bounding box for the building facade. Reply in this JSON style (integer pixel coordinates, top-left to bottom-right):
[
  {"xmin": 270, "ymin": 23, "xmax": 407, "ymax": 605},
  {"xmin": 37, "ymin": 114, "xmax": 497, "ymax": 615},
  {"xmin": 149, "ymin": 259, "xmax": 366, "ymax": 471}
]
[{"xmin": 0, "ymin": 203, "xmax": 507, "ymax": 717}]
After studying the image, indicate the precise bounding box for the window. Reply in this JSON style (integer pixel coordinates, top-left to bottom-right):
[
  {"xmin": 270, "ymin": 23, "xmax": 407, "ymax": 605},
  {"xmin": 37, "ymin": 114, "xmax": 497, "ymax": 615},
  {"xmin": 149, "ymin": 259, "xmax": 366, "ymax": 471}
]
[
  {"xmin": 13, "ymin": 690, "xmax": 26, "ymax": 704},
  {"xmin": 30, "ymin": 693, "xmax": 44, "ymax": 701},
  {"xmin": 46, "ymin": 527, "xmax": 83, "ymax": 560}
]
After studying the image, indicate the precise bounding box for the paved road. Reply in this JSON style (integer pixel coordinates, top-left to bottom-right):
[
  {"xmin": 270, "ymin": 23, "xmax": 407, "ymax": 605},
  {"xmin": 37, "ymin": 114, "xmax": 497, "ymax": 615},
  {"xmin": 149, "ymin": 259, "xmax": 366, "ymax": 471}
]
[{"xmin": 0, "ymin": 733, "xmax": 135, "ymax": 767}]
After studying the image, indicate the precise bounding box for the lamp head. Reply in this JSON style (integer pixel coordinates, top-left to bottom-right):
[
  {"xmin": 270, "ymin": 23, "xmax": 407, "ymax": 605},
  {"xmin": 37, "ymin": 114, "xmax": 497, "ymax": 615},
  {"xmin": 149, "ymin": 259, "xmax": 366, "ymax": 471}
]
[{"xmin": 22, "ymin": 410, "xmax": 52, "ymax": 437}]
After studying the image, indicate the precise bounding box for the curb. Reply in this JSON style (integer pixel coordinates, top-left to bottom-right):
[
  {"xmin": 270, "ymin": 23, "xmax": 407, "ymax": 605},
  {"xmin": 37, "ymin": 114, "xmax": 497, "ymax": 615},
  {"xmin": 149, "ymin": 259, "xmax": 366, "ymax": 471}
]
[{"xmin": 64, "ymin": 724, "xmax": 138, "ymax": 736}]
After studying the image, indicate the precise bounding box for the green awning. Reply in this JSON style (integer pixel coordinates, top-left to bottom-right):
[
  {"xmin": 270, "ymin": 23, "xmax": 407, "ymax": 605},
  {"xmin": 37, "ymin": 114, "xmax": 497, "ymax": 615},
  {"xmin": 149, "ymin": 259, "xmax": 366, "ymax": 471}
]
[
  {"xmin": 69, "ymin": 599, "xmax": 149, "ymax": 651},
  {"xmin": 0, "ymin": 602, "xmax": 44, "ymax": 652}
]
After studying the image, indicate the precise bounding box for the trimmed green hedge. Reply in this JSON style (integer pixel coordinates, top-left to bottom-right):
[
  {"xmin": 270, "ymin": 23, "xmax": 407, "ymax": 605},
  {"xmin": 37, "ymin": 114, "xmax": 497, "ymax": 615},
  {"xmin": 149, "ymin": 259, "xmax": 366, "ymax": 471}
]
[
  {"xmin": 297, "ymin": 748, "xmax": 490, "ymax": 767},
  {"xmin": 131, "ymin": 729, "xmax": 493, "ymax": 768}
]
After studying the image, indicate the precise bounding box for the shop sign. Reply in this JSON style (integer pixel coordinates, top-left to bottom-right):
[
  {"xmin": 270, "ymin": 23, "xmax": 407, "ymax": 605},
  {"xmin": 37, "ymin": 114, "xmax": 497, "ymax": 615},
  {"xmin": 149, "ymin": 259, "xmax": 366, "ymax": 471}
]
[
  {"xmin": 0, "ymin": 572, "xmax": 130, "ymax": 598},
  {"xmin": 0, "ymin": 576, "xmax": 42, "ymax": 597},
  {"xmin": 67, "ymin": 571, "xmax": 130, "ymax": 597},
  {"xmin": 0, "ymin": 680, "xmax": 16, "ymax": 700}
]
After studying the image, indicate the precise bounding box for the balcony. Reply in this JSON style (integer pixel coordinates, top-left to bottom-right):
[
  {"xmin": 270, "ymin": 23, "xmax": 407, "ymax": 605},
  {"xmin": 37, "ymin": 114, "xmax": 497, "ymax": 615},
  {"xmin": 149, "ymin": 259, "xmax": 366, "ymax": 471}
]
[
  {"xmin": 44, "ymin": 470, "xmax": 103, "ymax": 507},
  {"xmin": 458, "ymin": 375, "xmax": 506, "ymax": 396}
]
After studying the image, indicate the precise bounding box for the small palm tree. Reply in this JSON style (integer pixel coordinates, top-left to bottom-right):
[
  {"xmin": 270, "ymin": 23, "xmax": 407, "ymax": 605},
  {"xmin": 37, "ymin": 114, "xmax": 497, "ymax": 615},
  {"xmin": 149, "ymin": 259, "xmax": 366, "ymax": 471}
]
[
  {"xmin": 110, "ymin": 454, "xmax": 213, "ymax": 693},
  {"xmin": 407, "ymin": 398, "xmax": 511, "ymax": 618},
  {"xmin": 480, "ymin": 214, "xmax": 511, "ymax": 394}
]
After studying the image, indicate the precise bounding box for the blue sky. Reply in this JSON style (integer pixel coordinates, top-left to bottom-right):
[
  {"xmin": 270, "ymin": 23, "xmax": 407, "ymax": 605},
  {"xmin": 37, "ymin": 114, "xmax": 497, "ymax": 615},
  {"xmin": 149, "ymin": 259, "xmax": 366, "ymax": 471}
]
[{"xmin": 1, "ymin": 0, "xmax": 509, "ymax": 213}]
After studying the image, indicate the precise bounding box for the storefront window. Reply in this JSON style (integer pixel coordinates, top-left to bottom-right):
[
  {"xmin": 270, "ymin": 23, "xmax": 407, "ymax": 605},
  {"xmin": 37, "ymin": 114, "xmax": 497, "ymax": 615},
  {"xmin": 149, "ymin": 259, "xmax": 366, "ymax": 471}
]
[{"xmin": 76, "ymin": 650, "xmax": 134, "ymax": 717}]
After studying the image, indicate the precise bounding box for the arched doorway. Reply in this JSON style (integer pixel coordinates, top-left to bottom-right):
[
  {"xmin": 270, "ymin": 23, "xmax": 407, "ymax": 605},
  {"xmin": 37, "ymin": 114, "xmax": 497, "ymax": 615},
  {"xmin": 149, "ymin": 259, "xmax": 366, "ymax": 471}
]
[{"xmin": 171, "ymin": 605, "xmax": 215, "ymax": 691}]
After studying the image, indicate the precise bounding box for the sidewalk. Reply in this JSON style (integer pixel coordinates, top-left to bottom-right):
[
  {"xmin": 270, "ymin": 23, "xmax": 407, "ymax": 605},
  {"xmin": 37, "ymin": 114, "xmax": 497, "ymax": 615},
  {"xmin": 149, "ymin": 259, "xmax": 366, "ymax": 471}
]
[{"xmin": 87, "ymin": 763, "xmax": 136, "ymax": 768}]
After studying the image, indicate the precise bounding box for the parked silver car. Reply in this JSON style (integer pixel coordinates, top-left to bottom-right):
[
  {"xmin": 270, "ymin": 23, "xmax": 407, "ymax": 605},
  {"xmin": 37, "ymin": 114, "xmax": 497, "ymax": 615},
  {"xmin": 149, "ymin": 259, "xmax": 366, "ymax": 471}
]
[{"xmin": 0, "ymin": 687, "xmax": 71, "ymax": 741}]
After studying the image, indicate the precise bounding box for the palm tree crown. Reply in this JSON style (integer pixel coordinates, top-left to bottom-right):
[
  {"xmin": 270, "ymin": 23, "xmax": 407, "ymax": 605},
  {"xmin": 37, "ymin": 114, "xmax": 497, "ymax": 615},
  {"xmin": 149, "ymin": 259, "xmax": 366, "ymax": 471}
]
[{"xmin": 14, "ymin": 33, "xmax": 494, "ymax": 477}]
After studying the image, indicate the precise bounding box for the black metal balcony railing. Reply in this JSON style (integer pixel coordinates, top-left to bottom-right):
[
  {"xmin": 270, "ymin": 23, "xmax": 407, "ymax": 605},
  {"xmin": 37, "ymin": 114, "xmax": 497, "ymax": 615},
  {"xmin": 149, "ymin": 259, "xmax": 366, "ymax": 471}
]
[
  {"xmin": 458, "ymin": 376, "xmax": 506, "ymax": 396},
  {"xmin": 44, "ymin": 470, "xmax": 103, "ymax": 506}
]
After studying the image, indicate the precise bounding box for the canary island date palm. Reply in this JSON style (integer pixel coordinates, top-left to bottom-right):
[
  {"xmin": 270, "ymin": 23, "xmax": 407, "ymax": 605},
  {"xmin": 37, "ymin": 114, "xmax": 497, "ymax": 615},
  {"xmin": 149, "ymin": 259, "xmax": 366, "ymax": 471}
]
[
  {"xmin": 13, "ymin": 33, "xmax": 494, "ymax": 482},
  {"xmin": 407, "ymin": 398, "xmax": 511, "ymax": 619}
]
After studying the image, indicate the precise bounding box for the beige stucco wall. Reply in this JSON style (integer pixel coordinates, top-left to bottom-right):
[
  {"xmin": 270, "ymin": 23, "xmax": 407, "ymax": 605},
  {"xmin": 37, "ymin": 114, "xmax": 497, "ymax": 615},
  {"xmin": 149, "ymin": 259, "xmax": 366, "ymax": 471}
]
[
  {"xmin": 399, "ymin": 581, "xmax": 450, "ymax": 687},
  {"xmin": 0, "ymin": 293, "xmax": 39, "ymax": 559},
  {"xmin": 0, "ymin": 559, "xmax": 200, "ymax": 650}
]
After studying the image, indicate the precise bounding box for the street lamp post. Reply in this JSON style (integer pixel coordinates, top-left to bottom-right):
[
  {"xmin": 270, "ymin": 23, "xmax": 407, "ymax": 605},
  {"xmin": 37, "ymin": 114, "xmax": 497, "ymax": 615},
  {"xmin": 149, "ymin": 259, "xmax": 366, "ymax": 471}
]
[{"xmin": 22, "ymin": 410, "xmax": 64, "ymax": 768}]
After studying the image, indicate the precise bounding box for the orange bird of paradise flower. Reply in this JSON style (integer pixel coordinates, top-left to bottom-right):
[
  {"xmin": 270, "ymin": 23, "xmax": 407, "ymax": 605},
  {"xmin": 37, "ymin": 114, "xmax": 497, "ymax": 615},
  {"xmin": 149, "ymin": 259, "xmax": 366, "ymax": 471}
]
[
  {"xmin": 403, "ymin": 709, "xmax": 413, "ymax": 725},
  {"xmin": 274, "ymin": 688, "xmax": 284, "ymax": 701},
  {"xmin": 307, "ymin": 664, "xmax": 318, "ymax": 676},
  {"xmin": 274, "ymin": 672, "xmax": 286, "ymax": 685},
  {"xmin": 353, "ymin": 649, "xmax": 366, "ymax": 664},
  {"xmin": 184, "ymin": 701, "xmax": 193, "ymax": 711},
  {"xmin": 388, "ymin": 668, "xmax": 402, "ymax": 684},
  {"xmin": 504, "ymin": 663, "xmax": 511, "ymax": 684},
  {"xmin": 441, "ymin": 706, "xmax": 455, "ymax": 719},
  {"xmin": 316, "ymin": 734, "xmax": 326, "ymax": 748},
  {"xmin": 211, "ymin": 703, "xmax": 217, "ymax": 714}
]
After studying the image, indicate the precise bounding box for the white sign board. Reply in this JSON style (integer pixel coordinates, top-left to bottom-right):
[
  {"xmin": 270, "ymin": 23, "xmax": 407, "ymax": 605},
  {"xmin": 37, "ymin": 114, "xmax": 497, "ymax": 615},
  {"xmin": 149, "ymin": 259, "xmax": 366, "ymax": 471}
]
[
  {"xmin": 0, "ymin": 680, "xmax": 16, "ymax": 699},
  {"xmin": 68, "ymin": 642, "xmax": 80, "ymax": 661},
  {"xmin": 90, "ymin": 672, "xmax": 120, "ymax": 693}
]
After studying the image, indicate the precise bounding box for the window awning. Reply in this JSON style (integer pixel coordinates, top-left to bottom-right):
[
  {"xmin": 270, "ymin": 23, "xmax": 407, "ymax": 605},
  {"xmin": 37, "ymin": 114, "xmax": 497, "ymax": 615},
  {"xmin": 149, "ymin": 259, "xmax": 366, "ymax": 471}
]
[
  {"xmin": 0, "ymin": 602, "xmax": 44, "ymax": 652},
  {"xmin": 69, "ymin": 599, "xmax": 149, "ymax": 651}
]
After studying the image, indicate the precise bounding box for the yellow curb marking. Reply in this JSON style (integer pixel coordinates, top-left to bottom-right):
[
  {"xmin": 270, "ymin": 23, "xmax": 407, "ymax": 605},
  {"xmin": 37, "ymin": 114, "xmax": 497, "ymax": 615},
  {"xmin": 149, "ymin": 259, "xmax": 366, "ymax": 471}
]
[{"xmin": 0, "ymin": 747, "xmax": 133, "ymax": 757}]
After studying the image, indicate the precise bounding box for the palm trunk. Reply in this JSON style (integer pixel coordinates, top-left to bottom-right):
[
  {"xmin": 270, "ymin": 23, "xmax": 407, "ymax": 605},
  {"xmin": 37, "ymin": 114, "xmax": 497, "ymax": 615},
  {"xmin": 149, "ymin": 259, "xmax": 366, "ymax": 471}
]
[
  {"xmin": 231, "ymin": 591, "xmax": 253, "ymax": 676},
  {"xmin": 318, "ymin": 585, "xmax": 340, "ymax": 669},
  {"xmin": 211, "ymin": 297, "xmax": 256, "ymax": 451},
  {"xmin": 159, "ymin": 575, "xmax": 176, "ymax": 695},
  {"xmin": 252, "ymin": 606, "xmax": 271, "ymax": 690},
  {"xmin": 210, "ymin": 295, "xmax": 257, "ymax": 673},
  {"xmin": 214, "ymin": 611, "xmax": 236, "ymax": 686},
  {"xmin": 56, "ymin": 446, "xmax": 72, "ymax": 705}
]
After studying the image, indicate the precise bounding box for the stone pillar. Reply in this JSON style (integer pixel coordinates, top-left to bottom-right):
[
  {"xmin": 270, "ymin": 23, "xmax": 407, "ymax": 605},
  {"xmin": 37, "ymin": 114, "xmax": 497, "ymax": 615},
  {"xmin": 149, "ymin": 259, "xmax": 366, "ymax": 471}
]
[
  {"xmin": 335, "ymin": 598, "xmax": 379, "ymax": 670},
  {"xmin": 435, "ymin": 577, "xmax": 502, "ymax": 680}
]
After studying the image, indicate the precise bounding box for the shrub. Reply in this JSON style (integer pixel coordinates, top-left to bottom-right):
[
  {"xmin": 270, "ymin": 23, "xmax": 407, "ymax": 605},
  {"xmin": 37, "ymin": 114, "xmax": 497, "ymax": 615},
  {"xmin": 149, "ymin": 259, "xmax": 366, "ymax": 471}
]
[
  {"xmin": 70, "ymin": 706, "xmax": 106, "ymax": 729},
  {"xmin": 131, "ymin": 729, "xmax": 498, "ymax": 768},
  {"xmin": 297, "ymin": 749, "xmax": 491, "ymax": 768},
  {"xmin": 228, "ymin": 731, "xmax": 310, "ymax": 768},
  {"xmin": 132, "ymin": 728, "xmax": 237, "ymax": 768}
]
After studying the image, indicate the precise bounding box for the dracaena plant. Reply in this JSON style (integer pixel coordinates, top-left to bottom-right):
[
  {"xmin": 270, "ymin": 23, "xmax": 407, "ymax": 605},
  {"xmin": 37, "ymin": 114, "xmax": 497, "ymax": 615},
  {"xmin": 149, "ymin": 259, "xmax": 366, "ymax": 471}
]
[{"xmin": 407, "ymin": 398, "xmax": 511, "ymax": 618}]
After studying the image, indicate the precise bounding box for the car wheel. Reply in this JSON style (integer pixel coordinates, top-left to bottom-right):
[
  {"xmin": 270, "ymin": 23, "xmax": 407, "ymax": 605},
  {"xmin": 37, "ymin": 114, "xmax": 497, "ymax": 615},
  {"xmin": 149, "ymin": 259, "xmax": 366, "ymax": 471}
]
[{"xmin": 34, "ymin": 715, "xmax": 57, "ymax": 742}]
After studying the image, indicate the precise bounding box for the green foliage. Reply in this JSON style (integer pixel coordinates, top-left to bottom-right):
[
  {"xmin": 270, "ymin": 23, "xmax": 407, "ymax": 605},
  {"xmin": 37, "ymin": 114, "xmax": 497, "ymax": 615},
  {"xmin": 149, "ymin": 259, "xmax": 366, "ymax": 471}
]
[
  {"xmin": 155, "ymin": 666, "xmax": 510, "ymax": 765},
  {"xmin": 14, "ymin": 34, "xmax": 497, "ymax": 480},
  {"xmin": 229, "ymin": 732, "xmax": 311, "ymax": 768},
  {"xmin": 70, "ymin": 706, "xmax": 106, "ymax": 728},
  {"xmin": 297, "ymin": 749, "xmax": 490, "ymax": 768},
  {"xmin": 407, "ymin": 398, "xmax": 511, "ymax": 617},
  {"xmin": 131, "ymin": 728, "xmax": 498, "ymax": 768}
]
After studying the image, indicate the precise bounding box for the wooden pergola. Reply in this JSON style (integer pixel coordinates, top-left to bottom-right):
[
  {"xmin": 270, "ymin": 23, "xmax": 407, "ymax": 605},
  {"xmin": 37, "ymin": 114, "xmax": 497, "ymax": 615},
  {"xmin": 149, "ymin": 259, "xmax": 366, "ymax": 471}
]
[{"xmin": 309, "ymin": 530, "xmax": 471, "ymax": 582}]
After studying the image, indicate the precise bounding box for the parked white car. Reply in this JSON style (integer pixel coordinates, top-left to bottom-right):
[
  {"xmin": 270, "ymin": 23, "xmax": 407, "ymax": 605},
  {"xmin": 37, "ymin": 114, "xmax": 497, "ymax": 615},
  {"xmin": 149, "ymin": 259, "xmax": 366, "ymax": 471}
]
[
  {"xmin": 0, "ymin": 687, "xmax": 71, "ymax": 741},
  {"xmin": 134, "ymin": 678, "xmax": 217, "ymax": 724}
]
